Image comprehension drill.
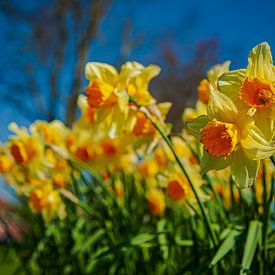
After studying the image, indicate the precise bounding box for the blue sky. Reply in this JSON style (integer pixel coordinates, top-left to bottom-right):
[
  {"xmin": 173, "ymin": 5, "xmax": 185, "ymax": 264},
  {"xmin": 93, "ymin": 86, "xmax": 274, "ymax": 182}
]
[
  {"xmin": 0, "ymin": 0, "xmax": 275, "ymax": 197},
  {"xmin": 1, "ymin": 0, "xmax": 275, "ymax": 141}
]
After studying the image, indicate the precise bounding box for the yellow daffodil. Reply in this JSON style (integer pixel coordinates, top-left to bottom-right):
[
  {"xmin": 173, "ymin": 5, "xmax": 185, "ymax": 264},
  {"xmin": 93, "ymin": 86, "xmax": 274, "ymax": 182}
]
[
  {"xmin": 0, "ymin": 150, "xmax": 13, "ymax": 174},
  {"xmin": 30, "ymin": 183, "xmax": 66, "ymax": 221},
  {"xmin": 84, "ymin": 61, "xmax": 163, "ymax": 138},
  {"xmin": 183, "ymin": 61, "xmax": 230, "ymax": 123},
  {"xmin": 85, "ymin": 62, "xmax": 129, "ymax": 138},
  {"xmin": 218, "ymin": 42, "xmax": 275, "ymax": 141},
  {"xmin": 186, "ymin": 89, "xmax": 275, "ymax": 188},
  {"xmin": 163, "ymin": 162, "xmax": 208, "ymax": 216},
  {"xmin": 147, "ymin": 188, "xmax": 165, "ymax": 216},
  {"xmin": 31, "ymin": 120, "xmax": 69, "ymax": 147},
  {"xmin": 121, "ymin": 61, "xmax": 160, "ymax": 106}
]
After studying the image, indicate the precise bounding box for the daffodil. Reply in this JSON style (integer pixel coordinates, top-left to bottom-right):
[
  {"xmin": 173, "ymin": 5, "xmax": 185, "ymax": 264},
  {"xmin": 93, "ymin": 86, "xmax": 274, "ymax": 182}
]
[
  {"xmin": 182, "ymin": 61, "xmax": 230, "ymax": 123},
  {"xmin": 0, "ymin": 146, "xmax": 13, "ymax": 174},
  {"xmin": 31, "ymin": 120, "xmax": 69, "ymax": 147},
  {"xmin": 85, "ymin": 62, "xmax": 129, "ymax": 138},
  {"xmin": 121, "ymin": 61, "xmax": 160, "ymax": 106},
  {"xmin": 30, "ymin": 183, "xmax": 66, "ymax": 221},
  {"xmin": 84, "ymin": 61, "xmax": 162, "ymax": 138},
  {"xmin": 147, "ymin": 188, "xmax": 165, "ymax": 216},
  {"xmin": 218, "ymin": 42, "xmax": 275, "ymax": 141},
  {"xmin": 186, "ymin": 89, "xmax": 275, "ymax": 188}
]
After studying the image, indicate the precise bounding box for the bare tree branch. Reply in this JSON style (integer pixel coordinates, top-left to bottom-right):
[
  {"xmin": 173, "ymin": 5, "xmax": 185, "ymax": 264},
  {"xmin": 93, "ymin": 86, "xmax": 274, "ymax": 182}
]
[{"xmin": 65, "ymin": 0, "xmax": 102, "ymax": 126}]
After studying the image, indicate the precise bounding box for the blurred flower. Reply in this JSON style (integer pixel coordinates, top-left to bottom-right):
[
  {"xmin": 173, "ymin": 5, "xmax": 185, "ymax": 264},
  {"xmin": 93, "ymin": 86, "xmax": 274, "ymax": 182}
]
[
  {"xmin": 30, "ymin": 183, "xmax": 66, "ymax": 221},
  {"xmin": 147, "ymin": 188, "xmax": 165, "ymax": 216},
  {"xmin": 183, "ymin": 61, "xmax": 230, "ymax": 123}
]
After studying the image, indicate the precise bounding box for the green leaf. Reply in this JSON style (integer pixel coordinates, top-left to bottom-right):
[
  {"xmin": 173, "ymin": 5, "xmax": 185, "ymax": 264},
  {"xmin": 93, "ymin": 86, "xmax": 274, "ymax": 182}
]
[
  {"xmin": 185, "ymin": 115, "xmax": 209, "ymax": 139},
  {"xmin": 157, "ymin": 219, "xmax": 168, "ymax": 260},
  {"xmin": 210, "ymin": 227, "xmax": 244, "ymax": 266},
  {"xmin": 81, "ymin": 229, "xmax": 106, "ymax": 253},
  {"xmin": 130, "ymin": 233, "xmax": 155, "ymax": 246},
  {"xmin": 241, "ymin": 221, "xmax": 262, "ymax": 273},
  {"xmin": 174, "ymin": 238, "xmax": 194, "ymax": 247}
]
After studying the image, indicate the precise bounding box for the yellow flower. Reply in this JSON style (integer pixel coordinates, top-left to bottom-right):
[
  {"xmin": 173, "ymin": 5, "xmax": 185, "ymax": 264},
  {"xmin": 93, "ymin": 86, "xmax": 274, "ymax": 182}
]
[
  {"xmin": 187, "ymin": 89, "xmax": 275, "ymax": 188},
  {"xmin": 166, "ymin": 177, "xmax": 190, "ymax": 202},
  {"xmin": 147, "ymin": 188, "xmax": 165, "ymax": 216},
  {"xmin": 132, "ymin": 111, "xmax": 156, "ymax": 136},
  {"xmin": 163, "ymin": 163, "xmax": 208, "ymax": 216},
  {"xmin": 218, "ymin": 42, "xmax": 275, "ymax": 141},
  {"xmin": 66, "ymin": 132, "xmax": 96, "ymax": 162},
  {"xmin": 0, "ymin": 154, "xmax": 13, "ymax": 173},
  {"xmin": 84, "ymin": 61, "xmax": 162, "ymax": 138},
  {"xmin": 138, "ymin": 159, "xmax": 159, "ymax": 178},
  {"xmin": 7, "ymin": 123, "xmax": 44, "ymax": 167},
  {"xmin": 85, "ymin": 62, "xmax": 129, "ymax": 138},
  {"xmin": 121, "ymin": 61, "xmax": 160, "ymax": 106},
  {"xmin": 30, "ymin": 184, "xmax": 66, "ymax": 221},
  {"xmin": 183, "ymin": 61, "xmax": 230, "ymax": 123},
  {"xmin": 31, "ymin": 120, "xmax": 69, "ymax": 147}
]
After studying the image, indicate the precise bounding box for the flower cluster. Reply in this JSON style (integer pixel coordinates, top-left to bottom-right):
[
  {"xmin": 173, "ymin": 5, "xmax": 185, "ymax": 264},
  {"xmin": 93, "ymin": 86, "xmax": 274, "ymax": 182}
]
[
  {"xmin": 186, "ymin": 42, "xmax": 275, "ymax": 188},
  {"xmin": 0, "ymin": 44, "xmax": 274, "ymax": 223}
]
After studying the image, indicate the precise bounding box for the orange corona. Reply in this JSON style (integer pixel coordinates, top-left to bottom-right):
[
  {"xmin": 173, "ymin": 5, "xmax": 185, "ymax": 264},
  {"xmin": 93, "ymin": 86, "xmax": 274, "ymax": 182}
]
[
  {"xmin": 239, "ymin": 78, "xmax": 274, "ymax": 109},
  {"xmin": 201, "ymin": 120, "xmax": 239, "ymax": 157}
]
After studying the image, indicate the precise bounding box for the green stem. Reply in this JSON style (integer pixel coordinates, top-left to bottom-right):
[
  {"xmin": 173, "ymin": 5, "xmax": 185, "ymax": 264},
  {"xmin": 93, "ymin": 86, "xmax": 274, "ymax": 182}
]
[
  {"xmin": 180, "ymin": 135, "xmax": 228, "ymax": 225},
  {"xmin": 205, "ymin": 175, "xmax": 229, "ymax": 226},
  {"xmin": 151, "ymin": 119, "xmax": 218, "ymax": 247},
  {"xmin": 262, "ymin": 158, "xmax": 275, "ymax": 267}
]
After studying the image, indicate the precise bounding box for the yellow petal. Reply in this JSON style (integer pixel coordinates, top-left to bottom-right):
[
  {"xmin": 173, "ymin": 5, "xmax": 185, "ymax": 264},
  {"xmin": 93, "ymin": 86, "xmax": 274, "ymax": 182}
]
[
  {"xmin": 207, "ymin": 60, "xmax": 231, "ymax": 87},
  {"xmin": 85, "ymin": 62, "xmax": 118, "ymax": 86},
  {"xmin": 201, "ymin": 151, "xmax": 233, "ymax": 173},
  {"xmin": 218, "ymin": 69, "xmax": 246, "ymax": 103},
  {"xmin": 247, "ymin": 42, "xmax": 275, "ymax": 82},
  {"xmin": 241, "ymin": 124, "xmax": 275, "ymax": 159},
  {"xmin": 207, "ymin": 88, "xmax": 238, "ymax": 122},
  {"xmin": 254, "ymin": 109, "xmax": 274, "ymax": 141},
  {"xmin": 230, "ymin": 150, "xmax": 259, "ymax": 188}
]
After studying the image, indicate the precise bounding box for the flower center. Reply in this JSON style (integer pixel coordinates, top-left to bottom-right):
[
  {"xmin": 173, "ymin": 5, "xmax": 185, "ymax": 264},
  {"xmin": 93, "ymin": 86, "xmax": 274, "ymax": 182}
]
[
  {"xmin": 101, "ymin": 140, "xmax": 117, "ymax": 156},
  {"xmin": 167, "ymin": 179, "xmax": 188, "ymax": 201},
  {"xmin": 201, "ymin": 119, "xmax": 239, "ymax": 157},
  {"xmin": 85, "ymin": 80, "xmax": 116, "ymax": 108},
  {"xmin": 10, "ymin": 141, "xmax": 28, "ymax": 164},
  {"xmin": 239, "ymin": 78, "xmax": 274, "ymax": 109},
  {"xmin": 133, "ymin": 112, "xmax": 155, "ymax": 136}
]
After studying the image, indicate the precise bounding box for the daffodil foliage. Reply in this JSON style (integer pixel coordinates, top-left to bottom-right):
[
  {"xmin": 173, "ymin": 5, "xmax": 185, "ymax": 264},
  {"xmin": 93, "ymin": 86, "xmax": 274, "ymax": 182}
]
[{"xmin": 0, "ymin": 44, "xmax": 274, "ymax": 274}]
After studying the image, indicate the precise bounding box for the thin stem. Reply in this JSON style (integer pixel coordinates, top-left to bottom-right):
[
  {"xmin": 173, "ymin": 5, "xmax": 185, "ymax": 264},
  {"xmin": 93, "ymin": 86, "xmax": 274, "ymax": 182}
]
[
  {"xmin": 150, "ymin": 118, "xmax": 218, "ymax": 247},
  {"xmin": 262, "ymin": 158, "xmax": 275, "ymax": 267},
  {"xmin": 180, "ymin": 135, "xmax": 228, "ymax": 225}
]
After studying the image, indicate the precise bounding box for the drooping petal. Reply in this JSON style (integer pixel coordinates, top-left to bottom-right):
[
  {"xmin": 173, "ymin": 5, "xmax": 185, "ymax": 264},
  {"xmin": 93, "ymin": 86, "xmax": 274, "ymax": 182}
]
[
  {"xmin": 230, "ymin": 150, "xmax": 259, "ymax": 188},
  {"xmin": 241, "ymin": 124, "xmax": 275, "ymax": 159},
  {"xmin": 247, "ymin": 42, "xmax": 275, "ymax": 82},
  {"xmin": 200, "ymin": 151, "xmax": 233, "ymax": 174},
  {"xmin": 207, "ymin": 88, "xmax": 238, "ymax": 122},
  {"xmin": 185, "ymin": 115, "xmax": 209, "ymax": 139}
]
